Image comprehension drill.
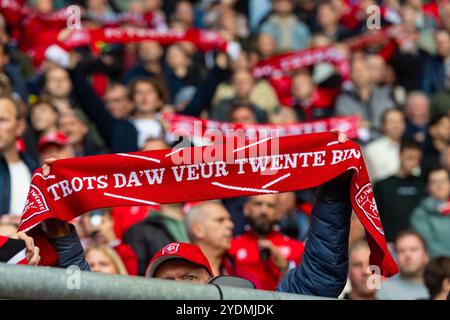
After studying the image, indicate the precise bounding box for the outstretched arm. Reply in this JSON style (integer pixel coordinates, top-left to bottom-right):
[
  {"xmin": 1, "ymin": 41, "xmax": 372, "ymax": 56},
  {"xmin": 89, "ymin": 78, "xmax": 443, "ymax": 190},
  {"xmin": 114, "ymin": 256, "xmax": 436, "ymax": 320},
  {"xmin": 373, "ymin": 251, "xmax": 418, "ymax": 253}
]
[
  {"xmin": 277, "ymin": 172, "xmax": 352, "ymax": 298},
  {"xmin": 44, "ymin": 219, "xmax": 90, "ymax": 271}
]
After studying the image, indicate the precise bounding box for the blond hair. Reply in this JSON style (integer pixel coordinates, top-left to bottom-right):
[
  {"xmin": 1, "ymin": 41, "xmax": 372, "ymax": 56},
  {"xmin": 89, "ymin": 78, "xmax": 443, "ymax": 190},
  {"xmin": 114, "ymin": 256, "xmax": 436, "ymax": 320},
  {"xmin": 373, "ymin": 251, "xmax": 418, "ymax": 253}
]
[{"xmin": 85, "ymin": 245, "xmax": 129, "ymax": 276}]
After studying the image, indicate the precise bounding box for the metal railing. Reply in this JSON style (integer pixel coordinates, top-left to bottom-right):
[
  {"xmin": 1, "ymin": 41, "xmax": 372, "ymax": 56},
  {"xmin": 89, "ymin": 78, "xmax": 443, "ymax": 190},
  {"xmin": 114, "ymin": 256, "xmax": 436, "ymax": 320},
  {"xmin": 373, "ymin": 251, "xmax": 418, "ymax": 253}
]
[{"xmin": 0, "ymin": 263, "xmax": 330, "ymax": 300}]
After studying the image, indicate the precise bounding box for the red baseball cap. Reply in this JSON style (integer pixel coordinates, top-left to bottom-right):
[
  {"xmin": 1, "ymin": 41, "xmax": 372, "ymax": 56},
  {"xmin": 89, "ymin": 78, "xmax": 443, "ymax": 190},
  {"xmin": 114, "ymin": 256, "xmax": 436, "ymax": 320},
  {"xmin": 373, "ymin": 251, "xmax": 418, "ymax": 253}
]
[
  {"xmin": 38, "ymin": 132, "xmax": 69, "ymax": 152},
  {"xmin": 145, "ymin": 242, "xmax": 213, "ymax": 277}
]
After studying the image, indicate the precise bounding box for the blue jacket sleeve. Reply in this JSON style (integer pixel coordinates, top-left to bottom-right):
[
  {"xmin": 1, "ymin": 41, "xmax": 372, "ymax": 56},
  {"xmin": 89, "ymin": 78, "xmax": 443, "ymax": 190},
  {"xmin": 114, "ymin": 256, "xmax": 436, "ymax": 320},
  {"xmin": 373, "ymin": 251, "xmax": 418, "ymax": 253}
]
[
  {"xmin": 277, "ymin": 174, "xmax": 352, "ymax": 297},
  {"xmin": 48, "ymin": 224, "xmax": 90, "ymax": 271}
]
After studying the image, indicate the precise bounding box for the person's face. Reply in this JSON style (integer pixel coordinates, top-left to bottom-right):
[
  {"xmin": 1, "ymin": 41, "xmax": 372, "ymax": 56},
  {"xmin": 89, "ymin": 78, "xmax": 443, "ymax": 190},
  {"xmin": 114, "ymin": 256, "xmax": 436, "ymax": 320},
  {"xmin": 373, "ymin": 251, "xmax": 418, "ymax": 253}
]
[
  {"xmin": 427, "ymin": 169, "xmax": 450, "ymax": 201},
  {"xmin": 258, "ymin": 33, "xmax": 277, "ymax": 58},
  {"xmin": 86, "ymin": 249, "xmax": 119, "ymax": 274},
  {"xmin": 176, "ymin": 1, "xmax": 194, "ymax": 26},
  {"xmin": 367, "ymin": 55, "xmax": 386, "ymax": 85},
  {"xmin": 133, "ymin": 81, "xmax": 162, "ymax": 114},
  {"xmin": 395, "ymin": 235, "xmax": 429, "ymax": 278},
  {"xmin": 430, "ymin": 117, "xmax": 450, "ymax": 143},
  {"xmin": 436, "ymin": 31, "xmax": 450, "ymax": 58},
  {"xmin": 154, "ymin": 259, "xmax": 211, "ymax": 283},
  {"xmin": 104, "ymin": 86, "xmax": 133, "ymax": 119},
  {"xmin": 244, "ymin": 194, "xmax": 279, "ymax": 236},
  {"xmin": 142, "ymin": 139, "xmax": 168, "ymax": 151},
  {"xmin": 317, "ymin": 4, "xmax": 338, "ymax": 29},
  {"xmin": 196, "ymin": 204, "xmax": 234, "ymax": 252},
  {"xmin": 139, "ymin": 41, "xmax": 163, "ymax": 63},
  {"xmin": 45, "ymin": 68, "xmax": 72, "ymax": 99},
  {"xmin": 230, "ymin": 106, "xmax": 257, "ymax": 124},
  {"xmin": 145, "ymin": 0, "xmax": 161, "ymax": 11},
  {"xmin": 383, "ymin": 111, "xmax": 405, "ymax": 140},
  {"xmin": 35, "ymin": 0, "xmax": 53, "ymax": 13},
  {"xmin": 0, "ymin": 98, "xmax": 23, "ymax": 153},
  {"xmin": 166, "ymin": 45, "xmax": 190, "ymax": 69},
  {"xmin": 59, "ymin": 114, "xmax": 88, "ymax": 146},
  {"xmin": 351, "ymin": 60, "xmax": 372, "ymax": 88},
  {"xmin": 292, "ymin": 74, "xmax": 314, "ymax": 99},
  {"xmin": 87, "ymin": 0, "xmax": 108, "ymax": 10},
  {"xmin": 31, "ymin": 103, "xmax": 58, "ymax": 132},
  {"xmin": 348, "ymin": 247, "xmax": 375, "ymax": 297},
  {"xmin": 233, "ymin": 71, "xmax": 254, "ymax": 99},
  {"xmin": 406, "ymin": 96, "xmax": 429, "ymax": 125},
  {"xmin": 220, "ymin": 9, "xmax": 238, "ymax": 35},
  {"xmin": 274, "ymin": 0, "xmax": 294, "ymax": 15},
  {"xmin": 39, "ymin": 144, "xmax": 75, "ymax": 164},
  {"xmin": 400, "ymin": 148, "xmax": 422, "ymax": 176},
  {"xmin": 402, "ymin": 6, "xmax": 418, "ymax": 29}
]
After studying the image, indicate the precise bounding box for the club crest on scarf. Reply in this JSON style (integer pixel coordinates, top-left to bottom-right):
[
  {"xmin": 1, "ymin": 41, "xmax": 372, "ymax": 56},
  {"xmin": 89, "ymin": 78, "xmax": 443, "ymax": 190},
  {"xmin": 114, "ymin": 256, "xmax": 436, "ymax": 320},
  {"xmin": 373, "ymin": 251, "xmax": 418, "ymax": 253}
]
[
  {"xmin": 355, "ymin": 183, "xmax": 384, "ymax": 235},
  {"xmin": 22, "ymin": 184, "xmax": 50, "ymax": 219}
]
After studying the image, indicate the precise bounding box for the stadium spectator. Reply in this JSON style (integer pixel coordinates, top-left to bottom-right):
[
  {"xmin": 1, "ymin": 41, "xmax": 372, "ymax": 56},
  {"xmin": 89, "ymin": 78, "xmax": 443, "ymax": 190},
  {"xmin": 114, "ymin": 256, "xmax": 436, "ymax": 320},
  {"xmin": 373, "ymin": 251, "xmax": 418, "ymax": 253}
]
[
  {"xmin": 103, "ymin": 83, "xmax": 134, "ymax": 120},
  {"xmin": 403, "ymin": 91, "xmax": 430, "ymax": 144},
  {"xmin": 212, "ymin": 68, "xmax": 267, "ymax": 122},
  {"xmin": 85, "ymin": 245, "xmax": 129, "ymax": 275},
  {"xmin": 424, "ymin": 256, "xmax": 450, "ymax": 300},
  {"xmin": 421, "ymin": 29, "xmax": 450, "ymax": 95},
  {"xmin": 376, "ymin": 230, "xmax": 430, "ymax": 300},
  {"xmin": 185, "ymin": 201, "xmax": 234, "ymax": 276},
  {"xmin": 37, "ymin": 131, "xmax": 75, "ymax": 164},
  {"xmin": 343, "ymin": 238, "xmax": 376, "ymax": 300},
  {"xmin": 42, "ymin": 66, "xmax": 74, "ymax": 113},
  {"xmin": 228, "ymin": 194, "xmax": 304, "ymax": 290},
  {"xmin": 59, "ymin": 110, "xmax": 107, "ymax": 157},
  {"xmin": 422, "ymin": 114, "xmax": 450, "ymax": 173},
  {"xmin": 260, "ymin": 0, "xmax": 311, "ymax": 52},
  {"xmin": 410, "ymin": 166, "xmax": 450, "ymax": 258},
  {"xmin": 364, "ymin": 108, "xmax": 406, "ymax": 182},
  {"xmin": 0, "ymin": 97, "xmax": 36, "ymax": 216},
  {"xmin": 374, "ymin": 140, "xmax": 425, "ymax": 242},
  {"xmin": 335, "ymin": 57, "xmax": 397, "ymax": 142}
]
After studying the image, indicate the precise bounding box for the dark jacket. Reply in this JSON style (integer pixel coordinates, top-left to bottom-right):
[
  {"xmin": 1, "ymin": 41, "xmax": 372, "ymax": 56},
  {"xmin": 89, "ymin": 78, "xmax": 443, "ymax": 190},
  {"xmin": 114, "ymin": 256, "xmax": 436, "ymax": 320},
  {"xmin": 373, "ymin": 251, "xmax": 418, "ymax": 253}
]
[
  {"xmin": 277, "ymin": 174, "xmax": 352, "ymax": 298},
  {"xmin": 48, "ymin": 224, "xmax": 90, "ymax": 271},
  {"xmin": 374, "ymin": 175, "xmax": 425, "ymax": 242},
  {"xmin": 123, "ymin": 215, "xmax": 176, "ymax": 276},
  {"xmin": 420, "ymin": 55, "xmax": 447, "ymax": 96},
  {"xmin": 0, "ymin": 153, "xmax": 38, "ymax": 216}
]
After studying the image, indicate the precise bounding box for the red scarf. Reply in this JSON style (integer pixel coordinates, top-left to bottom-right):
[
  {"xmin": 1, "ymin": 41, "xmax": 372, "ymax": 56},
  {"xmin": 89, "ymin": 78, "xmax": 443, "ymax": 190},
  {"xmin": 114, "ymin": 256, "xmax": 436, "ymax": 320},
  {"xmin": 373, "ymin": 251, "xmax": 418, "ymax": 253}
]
[
  {"xmin": 28, "ymin": 27, "xmax": 229, "ymax": 65},
  {"xmin": 252, "ymin": 46, "xmax": 350, "ymax": 80},
  {"xmin": 252, "ymin": 27, "xmax": 399, "ymax": 80},
  {"xmin": 18, "ymin": 132, "xmax": 398, "ymax": 277},
  {"xmin": 163, "ymin": 113, "xmax": 360, "ymax": 140}
]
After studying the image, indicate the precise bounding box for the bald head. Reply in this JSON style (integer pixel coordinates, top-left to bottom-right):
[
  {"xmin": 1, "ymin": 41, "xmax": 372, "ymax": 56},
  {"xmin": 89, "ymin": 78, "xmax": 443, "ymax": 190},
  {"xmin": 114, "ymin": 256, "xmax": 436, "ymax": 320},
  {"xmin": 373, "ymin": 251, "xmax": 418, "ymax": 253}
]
[{"xmin": 186, "ymin": 201, "xmax": 234, "ymax": 252}]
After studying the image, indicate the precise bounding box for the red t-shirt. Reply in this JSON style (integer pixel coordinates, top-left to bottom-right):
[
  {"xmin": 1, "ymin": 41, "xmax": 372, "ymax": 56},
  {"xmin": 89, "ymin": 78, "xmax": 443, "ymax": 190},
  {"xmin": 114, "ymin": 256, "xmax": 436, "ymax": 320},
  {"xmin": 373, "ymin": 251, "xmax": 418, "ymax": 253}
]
[{"xmin": 227, "ymin": 230, "xmax": 304, "ymax": 291}]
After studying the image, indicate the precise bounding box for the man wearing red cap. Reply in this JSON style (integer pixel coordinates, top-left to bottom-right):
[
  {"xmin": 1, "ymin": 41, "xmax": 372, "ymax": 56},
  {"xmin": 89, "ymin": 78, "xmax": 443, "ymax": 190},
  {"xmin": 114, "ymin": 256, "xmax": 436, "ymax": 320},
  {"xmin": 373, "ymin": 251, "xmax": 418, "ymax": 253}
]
[
  {"xmin": 145, "ymin": 242, "xmax": 214, "ymax": 283},
  {"xmin": 37, "ymin": 131, "xmax": 75, "ymax": 164}
]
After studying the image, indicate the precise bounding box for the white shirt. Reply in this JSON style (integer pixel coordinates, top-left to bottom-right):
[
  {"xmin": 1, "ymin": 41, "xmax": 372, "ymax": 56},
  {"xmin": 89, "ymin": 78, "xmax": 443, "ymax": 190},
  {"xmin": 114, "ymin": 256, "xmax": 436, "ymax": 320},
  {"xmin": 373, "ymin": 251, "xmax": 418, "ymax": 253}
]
[
  {"xmin": 7, "ymin": 161, "xmax": 32, "ymax": 215},
  {"xmin": 131, "ymin": 118, "xmax": 163, "ymax": 149},
  {"xmin": 363, "ymin": 136, "xmax": 400, "ymax": 182}
]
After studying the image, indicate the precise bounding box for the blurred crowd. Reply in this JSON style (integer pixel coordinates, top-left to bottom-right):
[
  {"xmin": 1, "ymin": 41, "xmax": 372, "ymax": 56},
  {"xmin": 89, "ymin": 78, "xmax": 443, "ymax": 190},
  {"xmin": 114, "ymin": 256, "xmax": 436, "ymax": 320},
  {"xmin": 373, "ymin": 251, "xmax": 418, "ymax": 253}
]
[{"xmin": 0, "ymin": 0, "xmax": 450, "ymax": 300}]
